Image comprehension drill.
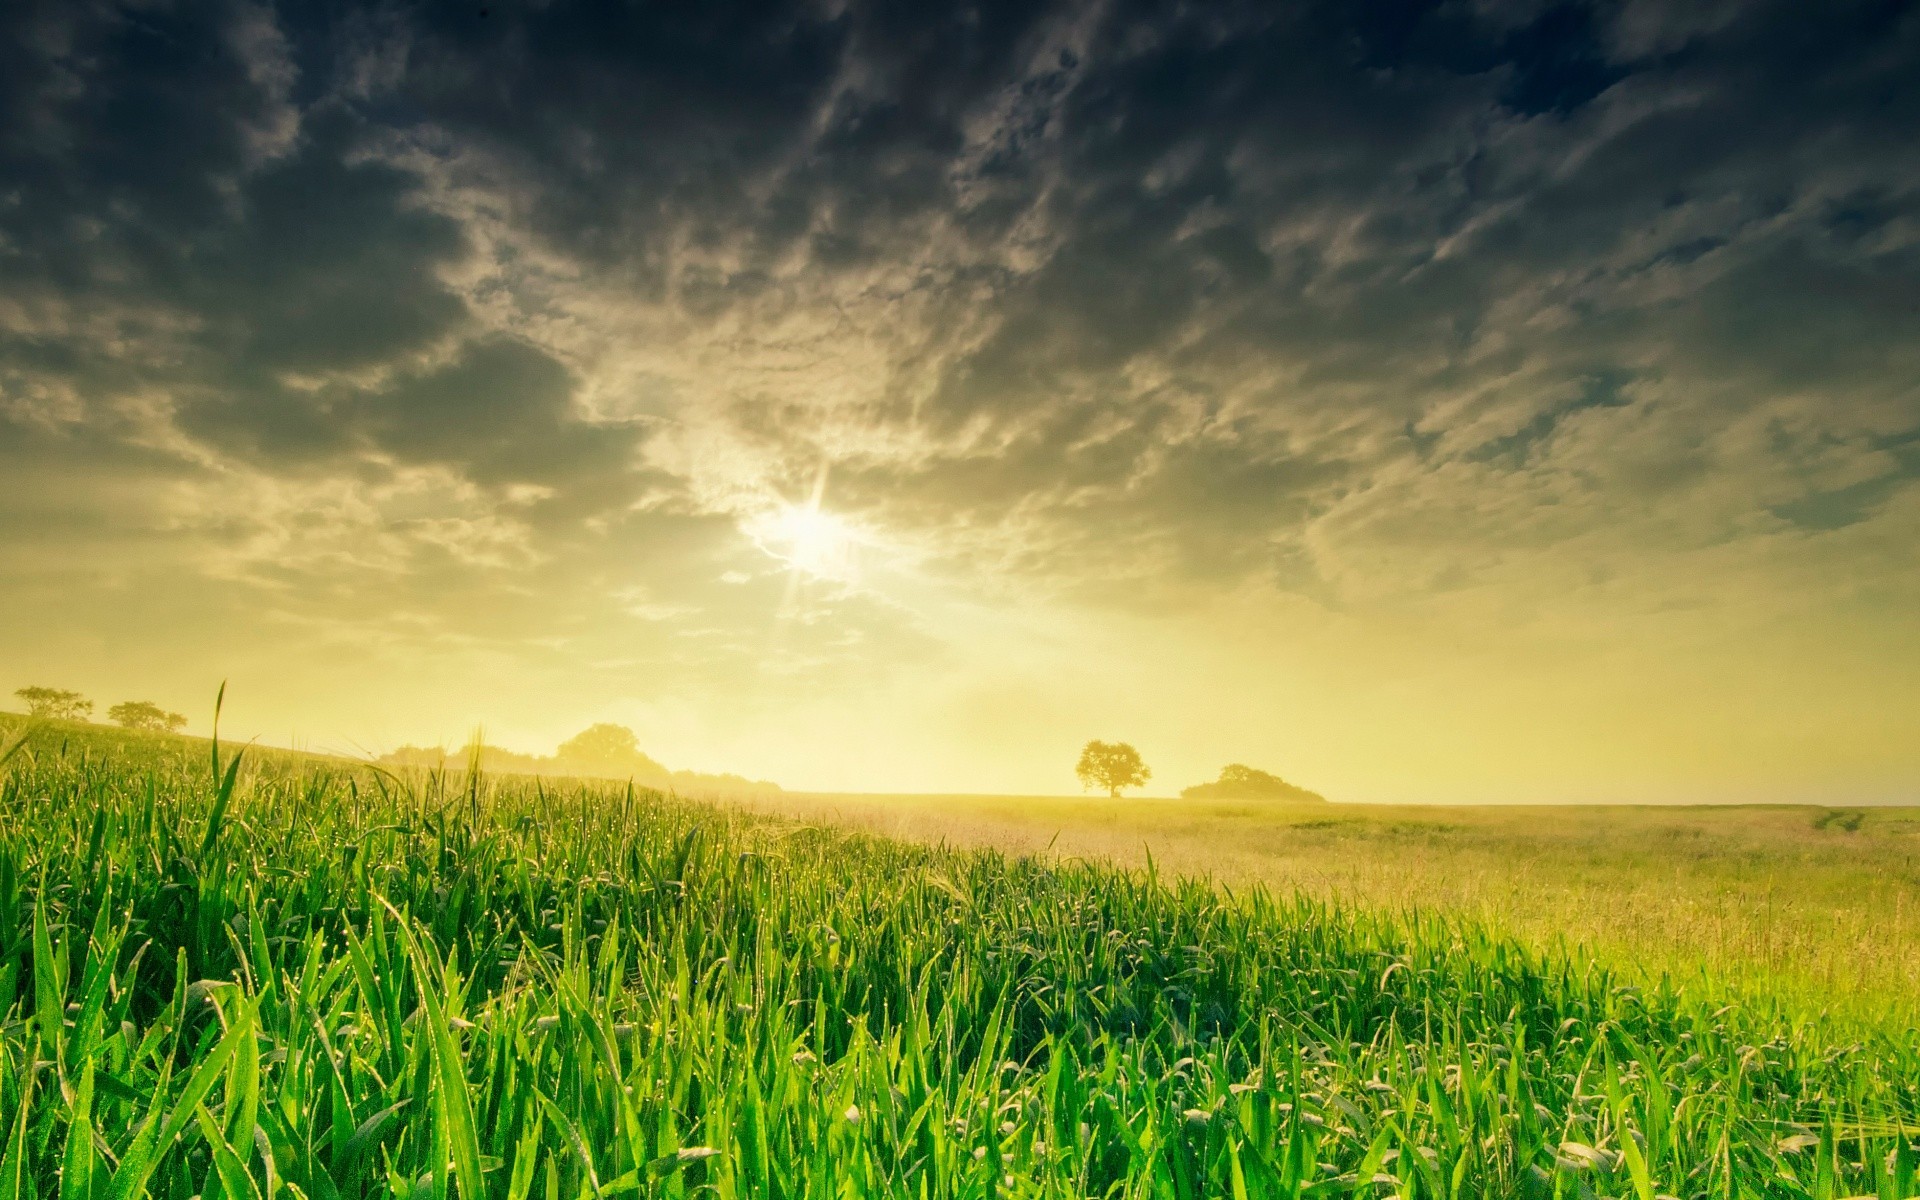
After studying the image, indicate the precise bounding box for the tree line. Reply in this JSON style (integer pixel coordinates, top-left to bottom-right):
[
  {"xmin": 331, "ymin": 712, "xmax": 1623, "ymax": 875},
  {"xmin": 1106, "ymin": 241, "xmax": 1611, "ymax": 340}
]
[
  {"xmin": 11, "ymin": 686, "xmax": 186, "ymax": 733},
  {"xmin": 10, "ymin": 687, "xmax": 1323, "ymax": 802}
]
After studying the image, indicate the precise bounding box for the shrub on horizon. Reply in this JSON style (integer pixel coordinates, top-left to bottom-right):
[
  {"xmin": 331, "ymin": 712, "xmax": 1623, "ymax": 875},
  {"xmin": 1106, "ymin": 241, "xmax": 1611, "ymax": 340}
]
[{"xmin": 1181, "ymin": 763, "xmax": 1326, "ymax": 803}]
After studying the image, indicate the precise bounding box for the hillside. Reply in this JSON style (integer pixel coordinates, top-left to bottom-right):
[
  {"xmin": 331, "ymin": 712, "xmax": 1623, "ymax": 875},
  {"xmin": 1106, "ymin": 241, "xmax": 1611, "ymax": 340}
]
[
  {"xmin": 377, "ymin": 722, "xmax": 783, "ymax": 797},
  {"xmin": 0, "ymin": 720, "xmax": 1914, "ymax": 1197}
]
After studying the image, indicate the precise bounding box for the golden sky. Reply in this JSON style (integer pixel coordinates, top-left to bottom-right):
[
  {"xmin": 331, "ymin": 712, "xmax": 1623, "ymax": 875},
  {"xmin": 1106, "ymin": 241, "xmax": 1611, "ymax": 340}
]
[{"xmin": 1, "ymin": 1, "xmax": 1916, "ymax": 802}]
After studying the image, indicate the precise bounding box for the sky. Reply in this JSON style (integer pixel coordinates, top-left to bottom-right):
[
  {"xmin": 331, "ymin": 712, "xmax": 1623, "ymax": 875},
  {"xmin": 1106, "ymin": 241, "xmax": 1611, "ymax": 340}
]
[{"xmin": 1, "ymin": 0, "xmax": 1916, "ymax": 804}]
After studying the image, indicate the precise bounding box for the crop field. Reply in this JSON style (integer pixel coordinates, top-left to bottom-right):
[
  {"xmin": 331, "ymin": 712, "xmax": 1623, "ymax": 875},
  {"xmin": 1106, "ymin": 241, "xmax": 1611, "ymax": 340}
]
[{"xmin": 1, "ymin": 719, "xmax": 1918, "ymax": 1199}]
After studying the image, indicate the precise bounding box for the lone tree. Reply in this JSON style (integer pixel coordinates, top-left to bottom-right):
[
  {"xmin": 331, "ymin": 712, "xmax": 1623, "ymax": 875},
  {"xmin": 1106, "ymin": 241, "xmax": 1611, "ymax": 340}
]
[
  {"xmin": 107, "ymin": 700, "xmax": 188, "ymax": 734},
  {"xmin": 1075, "ymin": 739, "xmax": 1150, "ymax": 798},
  {"xmin": 14, "ymin": 687, "xmax": 92, "ymax": 722}
]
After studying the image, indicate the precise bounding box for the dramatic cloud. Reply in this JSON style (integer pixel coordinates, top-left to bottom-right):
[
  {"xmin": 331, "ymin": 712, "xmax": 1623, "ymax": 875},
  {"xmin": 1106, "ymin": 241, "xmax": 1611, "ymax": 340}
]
[{"xmin": 1, "ymin": 0, "xmax": 1915, "ymax": 801}]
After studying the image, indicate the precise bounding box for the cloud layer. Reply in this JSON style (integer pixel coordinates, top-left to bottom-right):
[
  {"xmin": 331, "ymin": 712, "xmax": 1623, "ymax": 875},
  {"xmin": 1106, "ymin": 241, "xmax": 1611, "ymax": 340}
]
[{"xmin": 2, "ymin": 0, "xmax": 1915, "ymax": 800}]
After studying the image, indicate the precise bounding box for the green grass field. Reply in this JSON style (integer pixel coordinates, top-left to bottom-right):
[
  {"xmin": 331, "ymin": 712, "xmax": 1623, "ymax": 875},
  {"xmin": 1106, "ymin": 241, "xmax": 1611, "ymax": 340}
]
[
  {"xmin": 742, "ymin": 791, "xmax": 1920, "ymax": 1030},
  {"xmin": 1, "ymin": 717, "xmax": 1918, "ymax": 1198}
]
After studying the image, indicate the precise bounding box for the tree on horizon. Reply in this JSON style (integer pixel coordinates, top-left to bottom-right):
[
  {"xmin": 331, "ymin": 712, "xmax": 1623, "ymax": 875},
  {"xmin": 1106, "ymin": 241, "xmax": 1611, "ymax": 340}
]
[
  {"xmin": 108, "ymin": 700, "xmax": 188, "ymax": 734},
  {"xmin": 14, "ymin": 686, "xmax": 92, "ymax": 722},
  {"xmin": 555, "ymin": 723, "xmax": 670, "ymax": 776},
  {"xmin": 1181, "ymin": 763, "xmax": 1326, "ymax": 802},
  {"xmin": 1075, "ymin": 740, "xmax": 1151, "ymax": 798}
]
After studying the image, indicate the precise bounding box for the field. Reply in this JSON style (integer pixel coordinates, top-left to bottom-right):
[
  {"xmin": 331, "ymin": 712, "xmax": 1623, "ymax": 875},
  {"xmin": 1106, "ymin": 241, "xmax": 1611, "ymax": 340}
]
[
  {"xmin": 743, "ymin": 792, "xmax": 1920, "ymax": 1030},
  {"xmin": 2, "ymin": 718, "xmax": 1918, "ymax": 1199}
]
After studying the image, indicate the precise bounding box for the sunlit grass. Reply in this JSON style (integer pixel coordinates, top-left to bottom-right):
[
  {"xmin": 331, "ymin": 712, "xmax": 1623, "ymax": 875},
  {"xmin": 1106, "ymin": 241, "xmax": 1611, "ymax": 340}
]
[
  {"xmin": 746, "ymin": 790, "xmax": 1920, "ymax": 1031},
  {"xmin": 0, "ymin": 718, "xmax": 1916, "ymax": 1197}
]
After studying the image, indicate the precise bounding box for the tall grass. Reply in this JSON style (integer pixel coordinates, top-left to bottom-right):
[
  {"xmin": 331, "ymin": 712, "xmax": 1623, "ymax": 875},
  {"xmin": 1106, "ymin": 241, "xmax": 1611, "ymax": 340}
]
[
  {"xmin": 741, "ymin": 790, "xmax": 1920, "ymax": 1029},
  {"xmin": 0, "ymin": 723, "xmax": 1915, "ymax": 1197}
]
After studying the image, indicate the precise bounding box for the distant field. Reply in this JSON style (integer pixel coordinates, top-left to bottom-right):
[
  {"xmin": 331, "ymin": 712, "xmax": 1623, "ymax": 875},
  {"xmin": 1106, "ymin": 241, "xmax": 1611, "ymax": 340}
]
[
  {"xmin": 743, "ymin": 791, "xmax": 1920, "ymax": 1028},
  {"xmin": 3, "ymin": 718, "xmax": 1919, "ymax": 1198}
]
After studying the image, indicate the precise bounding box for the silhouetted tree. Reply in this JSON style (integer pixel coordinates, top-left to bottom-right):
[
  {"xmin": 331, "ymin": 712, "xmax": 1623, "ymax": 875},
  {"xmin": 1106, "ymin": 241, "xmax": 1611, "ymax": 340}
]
[
  {"xmin": 1076, "ymin": 740, "xmax": 1150, "ymax": 798},
  {"xmin": 1181, "ymin": 763, "xmax": 1325, "ymax": 802},
  {"xmin": 14, "ymin": 686, "xmax": 91, "ymax": 722},
  {"xmin": 555, "ymin": 723, "xmax": 668, "ymax": 776},
  {"xmin": 108, "ymin": 700, "xmax": 187, "ymax": 734}
]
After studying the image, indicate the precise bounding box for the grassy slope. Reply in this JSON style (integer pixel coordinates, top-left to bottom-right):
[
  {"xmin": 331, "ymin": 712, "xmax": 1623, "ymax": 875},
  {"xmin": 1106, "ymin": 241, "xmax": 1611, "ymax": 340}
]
[
  {"xmin": 0, "ymin": 719, "xmax": 1917, "ymax": 1197},
  {"xmin": 745, "ymin": 791, "xmax": 1920, "ymax": 1028}
]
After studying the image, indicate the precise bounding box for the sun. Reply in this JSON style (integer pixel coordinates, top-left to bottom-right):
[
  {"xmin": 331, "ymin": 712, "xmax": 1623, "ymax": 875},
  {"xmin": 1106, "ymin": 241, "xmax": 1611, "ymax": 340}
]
[{"xmin": 753, "ymin": 502, "xmax": 858, "ymax": 580}]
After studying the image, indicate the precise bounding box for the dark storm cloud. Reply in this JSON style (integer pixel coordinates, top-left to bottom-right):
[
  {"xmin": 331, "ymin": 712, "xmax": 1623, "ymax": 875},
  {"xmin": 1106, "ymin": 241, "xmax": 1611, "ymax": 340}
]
[
  {"xmin": 0, "ymin": 0, "xmax": 645, "ymax": 526},
  {"xmin": 368, "ymin": 0, "xmax": 1053, "ymax": 278},
  {"xmin": 2, "ymin": 0, "xmax": 1916, "ymax": 597}
]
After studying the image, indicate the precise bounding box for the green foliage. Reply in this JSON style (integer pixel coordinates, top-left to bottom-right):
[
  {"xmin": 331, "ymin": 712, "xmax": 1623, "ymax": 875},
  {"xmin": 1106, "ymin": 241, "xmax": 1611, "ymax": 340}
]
[
  {"xmin": 12, "ymin": 686, "xmax": 91, "ymax": 722},
  {"xmin": 106, "ymin": 702, "xmax": 187, "ymax": 734},
  {"xmin": 0, "ymin": 720, "xmax": 1911, "ymax": 1197},
  {"xmin": 1182, "ymin": 764, "xmax": 1326, "ymax": 802},
  {"xmin": 766, "ymin": 787, "xmax": 1920, "ymax": 1027},
  {"xmin": 1076, "ymin": 739, "xmax": 1150, "ymax": 797}
]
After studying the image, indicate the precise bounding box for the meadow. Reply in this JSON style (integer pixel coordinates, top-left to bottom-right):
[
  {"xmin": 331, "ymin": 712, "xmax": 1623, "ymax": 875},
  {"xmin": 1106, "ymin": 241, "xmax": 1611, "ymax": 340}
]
[
  {"xmin": 0, "ymin": 716, "xmax": 1917, "ymax": 1199},
  {"xmin": 742, "ymin": 792, "xmax": 1920, "ymax": 1030}
]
